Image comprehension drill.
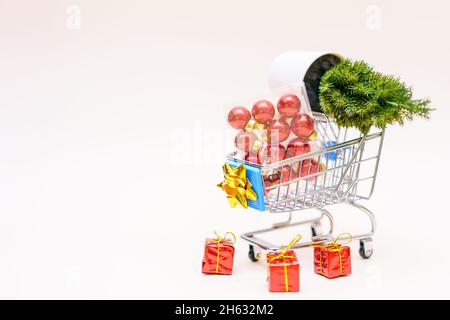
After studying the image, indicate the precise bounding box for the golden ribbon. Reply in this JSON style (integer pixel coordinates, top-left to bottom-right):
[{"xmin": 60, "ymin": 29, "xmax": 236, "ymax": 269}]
[
  {"xmin": 217, "ymin": 164, "xmax": 257, "ymax": 209},
  {"xmin": 245, "ymin": 120, "xmax": 267, "ymax": 151},
  {"xmin": 245, "ymin": 119, "xmax": 266, "ymax": 132},
  {"xmin": 210, "ymin": 231, "xmax": 236, "ymax": 274},
  {"xmin": 307, "ymin": 130, "xmax": 318, "ymax": 141},
  {"xmin": 312, "ymin": 233, "xmax": 352, "ymax": 275},
  {"xmin": 268, "ymin": 234, "xmax": 302, "ymax": 292}
]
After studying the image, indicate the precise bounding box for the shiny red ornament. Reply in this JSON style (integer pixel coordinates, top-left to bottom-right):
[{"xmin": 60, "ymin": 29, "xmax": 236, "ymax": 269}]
[
  {"xmin": 244, "ymin": 153, "xmax": 260, "ymax": 164},
  {"xmin": 291, "ymin": 113, "xmax": 315, "ymax": 138},
  {"xmin": 281, "ymin": 165, "xmax": 298, "ymax": 183},
  {"xmin": 234, "ymin": 131, "xmax": 257, "ymax": 153},
  {"xmin": 258, "ymin": 144, "xmax": 286, "ymax": 165},
  {"xmin": 268, "ymin": 119, "xmax": 290, "ymax": 143},
  {"xmin": 252, "ymin": 100, "xmax": 275, "ymax": 125},
  {"xmin": 286, "ymin": 138, "xmax": 311, "ymax": 159},
  {"xmin": 228, "ymin": 106, "xmax": 251, "ymax": 129},
  {"xmin": 271, "ymin": 165, "xmax": 299, "ymax": 186},
  {"xmin": 263, "ymin": 172, "xmax": 281, "ymax": 190},
  {"xmin": 300, "ymin": 158, "xmax": 322, "ymax": 180},
  {"xmin": 277, "ymin": 94, "xmax": 301, "ymax": 117},
  {"xmin": 264, "ymin": 179, "xmax": 273, "ymax": 188}
]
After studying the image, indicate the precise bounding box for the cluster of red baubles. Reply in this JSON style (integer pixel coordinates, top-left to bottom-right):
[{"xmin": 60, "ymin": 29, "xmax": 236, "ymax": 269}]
[
  {"xmin": 263, "ymin": 158, "xmax": 322, "ymax": 187},
  {"xmin": 227, "ymin": 94, "xmax": 321, "ymax": 186}
]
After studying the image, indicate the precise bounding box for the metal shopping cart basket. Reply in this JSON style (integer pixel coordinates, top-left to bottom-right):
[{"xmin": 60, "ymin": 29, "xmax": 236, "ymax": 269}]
[{"xmin": 227, "ymin": 112, "xmax": 385, "ymax": 261}]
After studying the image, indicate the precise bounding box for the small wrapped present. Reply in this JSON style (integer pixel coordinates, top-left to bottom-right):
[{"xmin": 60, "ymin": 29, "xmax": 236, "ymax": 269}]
[
  {"xmin": 266, "ymin": 234, "xmax": 301, "ymax": 292},
  {"xmin": 202, "ymin": 231, "xmax": 236, "ymax": 275},
  {"xmin": 313, "ymin": 233, "xmax": 352, "ymax": 279}
]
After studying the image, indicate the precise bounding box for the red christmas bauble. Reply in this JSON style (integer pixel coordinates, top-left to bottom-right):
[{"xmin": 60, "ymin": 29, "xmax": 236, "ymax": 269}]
[
  {"xmin": 269, "ymin": 165, "xmax": 299, "ymax": 186},
  {"xmin": 286, "ymin": 138, "xmax": 311, "ymax": 159},
  {"xmin": 234, "ymin": 131, "xmax": 257, "ymax": 153},
  {"xmin": 268, "ymin": 119, "xmax": 290, "ymax": 143},
  {"xmin": 252, "ymin": 100, "xmax": 275, "ymax": 125},
  {"xmin": 228, "ymin": 106, "xmax": 251, "ymax": 129},
  {"xmin": 244, "ymin": 153, "xmax": 260, "ymax": 164},
  {"xmin": 258, "ymin": 144, "xmax": 285, "ymax": 165},
  {"xmin": 277, "ymin": 94, "xmax": 301, "ymax": 118},
  {"xmin": 264, "ymin": 178, "xmax": 274, "ymax": 188},
  {"xmin": 291, "ymin": 113, "xmax": 315, "ymax": 138},
  {"xmin": 263, "ymin": 171, "xmax": 281, "ymax": 187},
  {"xmin": 300, "ymin": 159, "xmax": 322, "ymax": 180},
  {"xmin": 280, "ymin": 165, "xmax": 298, "ymax": 183}
]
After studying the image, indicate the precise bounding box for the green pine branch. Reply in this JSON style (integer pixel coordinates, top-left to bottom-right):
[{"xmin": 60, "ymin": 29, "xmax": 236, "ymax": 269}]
[{"xmin": 319, "ymin": 59, "xmax": 433, "ymax": 135}]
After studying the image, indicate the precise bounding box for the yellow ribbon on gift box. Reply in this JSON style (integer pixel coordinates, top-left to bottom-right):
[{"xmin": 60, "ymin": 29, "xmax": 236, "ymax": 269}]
[
  {"xmin": 268, "ymin": 234, "xmax": 302, "ymax": 292},
  {"xmin": 217, "ymin": 164, "xmax": 257, "ymax": 209},
  {"xmin": 210, "ymin": 231, "xmax": 237, "ymax": 274},
  {"xmin": 312, "ymin": 233, "xmax": 352, "ymax": 275}
]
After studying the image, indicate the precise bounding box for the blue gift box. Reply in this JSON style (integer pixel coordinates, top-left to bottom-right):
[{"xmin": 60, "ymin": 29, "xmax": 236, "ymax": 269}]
[
  {"xmin": 226, "ymin": 160, "xmax": 266, "ymax": 212},
  {"xmin": 322, "ymin": 141, "xmax": 337, "ymax": 161}
]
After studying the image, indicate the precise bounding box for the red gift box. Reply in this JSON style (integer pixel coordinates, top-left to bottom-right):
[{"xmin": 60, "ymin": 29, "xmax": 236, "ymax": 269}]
[
  {"xmin": 202, "ymin": 232, "xmax": 236, "ymax": 275},
  {"xmin": 313, "ymin": 233, "xmax": 352, "ymax": 279},
  {"xmin": 266, "ymin": 234, "xmax": 301, "ymax": 292}
]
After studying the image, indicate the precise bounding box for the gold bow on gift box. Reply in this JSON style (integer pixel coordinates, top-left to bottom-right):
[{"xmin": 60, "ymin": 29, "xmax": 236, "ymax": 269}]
[{"xmin": 217, "ymin": 164, "xmax": 257, "ymax": 209}]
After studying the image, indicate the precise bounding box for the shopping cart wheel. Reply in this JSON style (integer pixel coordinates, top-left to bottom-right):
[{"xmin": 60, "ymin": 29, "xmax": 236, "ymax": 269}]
[
  {"xmin": 248, "ymin": 245, "xmax": 259, "ymax": 262},
  {"xmin": 359, "ymin": 238, "xmax": 373, "ymax": 259}
]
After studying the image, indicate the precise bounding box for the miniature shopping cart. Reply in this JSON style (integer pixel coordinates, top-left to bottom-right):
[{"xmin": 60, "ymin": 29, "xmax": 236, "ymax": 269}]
[{"xmin": 227, "ymin": 112, "xmax": 385, "ymax": 261}]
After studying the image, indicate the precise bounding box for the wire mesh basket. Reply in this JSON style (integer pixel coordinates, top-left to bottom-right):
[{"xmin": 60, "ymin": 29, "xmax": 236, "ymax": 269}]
[{"xmin": 227, "ymin": 112, "xmax": 384, "ymax": 214}]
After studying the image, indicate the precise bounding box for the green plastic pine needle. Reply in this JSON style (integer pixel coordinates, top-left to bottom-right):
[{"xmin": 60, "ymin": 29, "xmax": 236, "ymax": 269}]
[{"xmin": 319, "ymin": 59, "xmax": 433, "ymax": 135}]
